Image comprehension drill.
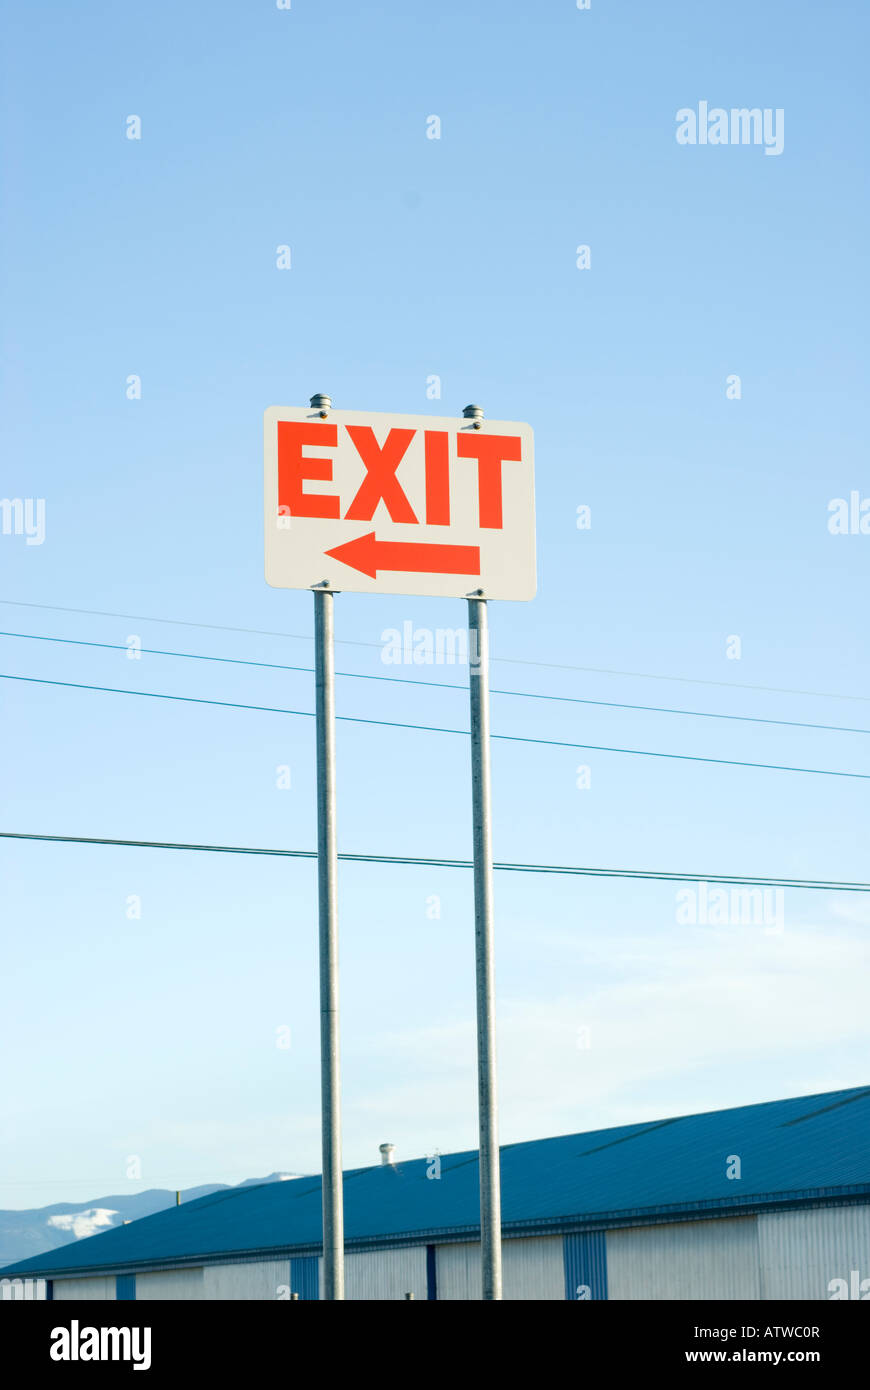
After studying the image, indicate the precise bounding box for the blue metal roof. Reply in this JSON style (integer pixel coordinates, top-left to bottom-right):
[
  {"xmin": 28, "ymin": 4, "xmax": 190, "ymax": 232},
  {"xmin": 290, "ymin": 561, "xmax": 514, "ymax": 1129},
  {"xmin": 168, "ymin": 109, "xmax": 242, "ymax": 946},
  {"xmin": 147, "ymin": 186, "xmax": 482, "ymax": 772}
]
[{"xmin": 4, "ymin": 1085, "xmax": 870, "ymax": 1278}]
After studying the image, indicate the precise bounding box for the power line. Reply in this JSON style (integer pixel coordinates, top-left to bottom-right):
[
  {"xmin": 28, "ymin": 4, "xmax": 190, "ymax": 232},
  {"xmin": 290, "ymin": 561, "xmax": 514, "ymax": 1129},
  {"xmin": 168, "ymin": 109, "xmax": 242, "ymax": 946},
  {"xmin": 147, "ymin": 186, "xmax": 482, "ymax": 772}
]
[
  {"xmin": 0, "ymin": 599, "xmax": 340, "ymax": 647},
  {"xmin": 1, "ymin": 831, "xmax": 867, "ymax": 893},
  {"xmin": 3, "ymin": 671, "xmax": 869, "ymax": 781},
  {"xmin": 3, "ymin": 630, "xmax": 870, "ymax": 738},
  {"xmin": 2, "ymin": 598, "xmax": 867, "ymax": 704},
  {"xmin": 0, "ymin": 672, "xmax": 314, "ymax": 721}
]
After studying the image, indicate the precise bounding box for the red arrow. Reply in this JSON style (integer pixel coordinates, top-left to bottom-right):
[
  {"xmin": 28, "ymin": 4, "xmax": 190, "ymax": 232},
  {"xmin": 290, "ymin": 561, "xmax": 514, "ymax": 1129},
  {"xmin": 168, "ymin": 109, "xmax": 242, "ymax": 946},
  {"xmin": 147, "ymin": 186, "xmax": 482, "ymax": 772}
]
[{"xmin": 325, "ymin": 531, "xmax": 481, "ymax": 579}]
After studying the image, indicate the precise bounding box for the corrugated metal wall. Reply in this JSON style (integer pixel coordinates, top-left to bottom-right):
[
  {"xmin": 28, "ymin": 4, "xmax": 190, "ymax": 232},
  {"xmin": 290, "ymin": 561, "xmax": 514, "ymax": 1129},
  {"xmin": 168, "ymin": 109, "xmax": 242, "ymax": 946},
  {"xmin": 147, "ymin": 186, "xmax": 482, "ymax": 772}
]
[
  {"xmin": 290, "ymin": 1256, "xmax": 319, "ymax": 1300},
  {"xmin": 343, "ymin": 1246, "xmax": 427, "ymax": 1300},
  {"xmin": 504, "ymin": 1235, "xmax": 564, "ymax": 1299},
  {"xmin": 202, "ymin": 1260, "xmax": 290, "ymax": 1300},
  {"xmin": 606, "ymin": 1216, "xmax": 761, "ymax": 1300},
  {"xmin": 25, "ymin": 1202, "xmax": 870, "ymax": 1300},
  {"xmin": 759, "ymin": 1205, "xmax": 870, "ymax": 1300},
  {"xmin": 433, "ymin": 1241, "xmax": 479, "ymax": 1299},
  {"xmin": 436, "ymin": 1236, "xmax": 563, "ymax": 1300},
  {"xmin": 52, "ymin": 1275, "xmax": 114, "ymax": 1300},
  {"xmin": 564, "ymin": 1231, "xmax": 608, "ymax": 1299},
  {"xmin": 137, "ymin": 1267, "xmax": 205, "ymax": 1300},
  {"xmin": 131, "ymin": 1260, "xmax": 292, "ymax": 1300}
]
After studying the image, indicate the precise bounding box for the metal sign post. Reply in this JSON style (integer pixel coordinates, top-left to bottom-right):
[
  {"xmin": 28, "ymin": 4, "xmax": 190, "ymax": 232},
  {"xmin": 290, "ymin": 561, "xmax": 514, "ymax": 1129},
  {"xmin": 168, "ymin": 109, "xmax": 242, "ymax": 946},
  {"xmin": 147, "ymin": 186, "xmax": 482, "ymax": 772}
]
[
  {"xmin": 314, "ymin": 582, "xmax": 344, "ymax": 1300},
  {"xmin": 308, "ymin": 388, "xmax": 346, "ymax": 1302},
  {"xmin": 468, "ymin": 587, "xmax": 503, "ymax": 1301}
]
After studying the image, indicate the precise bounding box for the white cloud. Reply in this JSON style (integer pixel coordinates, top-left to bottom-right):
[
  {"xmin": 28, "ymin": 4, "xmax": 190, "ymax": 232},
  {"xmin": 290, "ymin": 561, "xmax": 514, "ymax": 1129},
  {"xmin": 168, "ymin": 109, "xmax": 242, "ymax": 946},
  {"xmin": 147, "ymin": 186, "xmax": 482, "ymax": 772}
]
[{"xmin": 48, "ymin": 1208, "xmax": 118, "ymax": 1240}]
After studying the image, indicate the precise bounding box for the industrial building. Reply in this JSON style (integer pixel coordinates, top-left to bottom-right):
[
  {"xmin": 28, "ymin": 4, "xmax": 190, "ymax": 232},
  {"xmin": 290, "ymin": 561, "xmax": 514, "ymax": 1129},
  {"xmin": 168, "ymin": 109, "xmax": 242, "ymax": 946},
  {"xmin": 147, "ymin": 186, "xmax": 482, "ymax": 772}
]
[{"xmin": 2, "ymin": 1085, "xmax": 868, "ymax": 1300}]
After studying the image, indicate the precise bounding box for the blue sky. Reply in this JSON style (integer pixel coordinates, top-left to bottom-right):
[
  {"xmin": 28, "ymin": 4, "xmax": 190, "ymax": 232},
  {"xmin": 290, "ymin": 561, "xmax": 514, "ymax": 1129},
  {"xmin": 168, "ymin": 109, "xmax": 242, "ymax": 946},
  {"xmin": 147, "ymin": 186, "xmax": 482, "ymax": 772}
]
[{"xmin": 2, "ymin": 0, "xmax": 868, "ymax": 1209}]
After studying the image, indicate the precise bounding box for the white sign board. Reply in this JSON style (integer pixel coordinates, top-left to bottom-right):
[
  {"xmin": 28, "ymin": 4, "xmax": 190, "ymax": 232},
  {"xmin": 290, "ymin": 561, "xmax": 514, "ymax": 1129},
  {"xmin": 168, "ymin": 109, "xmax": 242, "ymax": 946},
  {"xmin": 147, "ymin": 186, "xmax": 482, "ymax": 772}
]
[{"xmin": 264, "ymin": 406, "xmax": 536, "ymax": 600}]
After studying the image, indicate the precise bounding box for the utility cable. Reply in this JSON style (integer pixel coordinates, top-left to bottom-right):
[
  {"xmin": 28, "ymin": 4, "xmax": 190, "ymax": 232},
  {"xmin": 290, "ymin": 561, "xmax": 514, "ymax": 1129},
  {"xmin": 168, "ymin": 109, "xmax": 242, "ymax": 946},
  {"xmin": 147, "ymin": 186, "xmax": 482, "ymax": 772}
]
[
  {"xmin": 2, "ymin": 599, "xmax": 867, "ymax": 704},
  {"xmin": 1, "ymin": 831, "xmax": 866, "ymax": 892},
  {"xmin": 2, "ymin": 630, "xmax": 869, "ymax": 738},
  {"xmin": 2, "ymin": 672, "xmax": 868, "ymax": 781}
]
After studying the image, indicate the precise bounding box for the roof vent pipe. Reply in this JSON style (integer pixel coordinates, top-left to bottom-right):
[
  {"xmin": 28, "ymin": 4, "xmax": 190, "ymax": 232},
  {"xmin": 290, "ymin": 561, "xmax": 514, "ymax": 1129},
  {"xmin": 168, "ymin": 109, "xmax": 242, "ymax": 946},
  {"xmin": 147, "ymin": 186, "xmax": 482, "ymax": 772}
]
[{"xmin": 379, "ymin": 1142, "xmax": 396, "ymax": 1166}]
